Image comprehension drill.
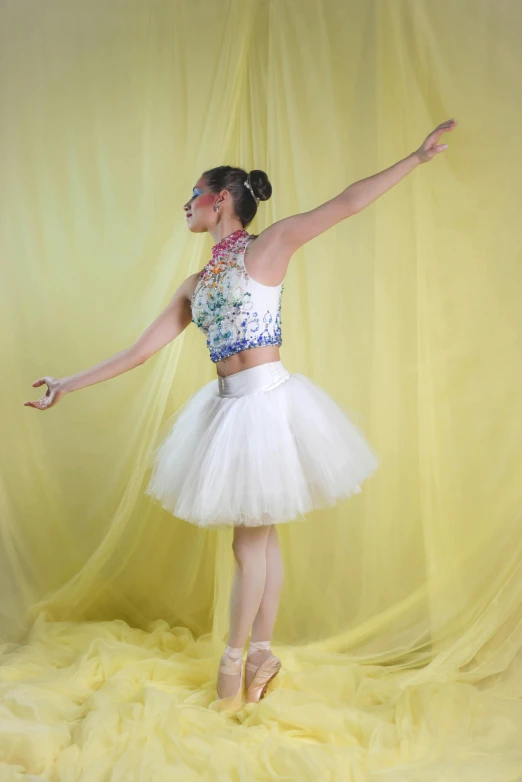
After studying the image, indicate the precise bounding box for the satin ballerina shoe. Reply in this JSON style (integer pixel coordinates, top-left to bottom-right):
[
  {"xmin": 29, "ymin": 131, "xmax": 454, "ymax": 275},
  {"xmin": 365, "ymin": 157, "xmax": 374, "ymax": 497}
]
[
  {"xmin": 244, "ymin": 640, "xmax": 282, "ymax": 704},
  {"xmin": 213, "ymin": 645, "xmax": 244, "ymax": 712}
]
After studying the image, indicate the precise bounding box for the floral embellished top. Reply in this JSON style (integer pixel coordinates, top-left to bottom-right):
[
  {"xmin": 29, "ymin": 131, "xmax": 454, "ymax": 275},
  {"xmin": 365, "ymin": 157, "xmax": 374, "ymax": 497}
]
[{"xmin": 191, "ymin": 228, "xmax": 284, "ymax": 363}]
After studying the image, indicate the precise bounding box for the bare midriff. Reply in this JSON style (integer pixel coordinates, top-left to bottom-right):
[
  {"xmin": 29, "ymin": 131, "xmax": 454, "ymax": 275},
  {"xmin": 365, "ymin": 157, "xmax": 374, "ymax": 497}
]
[{"xmin": 215, "ymin": 344, "xmax": 282, "ymax": 378}]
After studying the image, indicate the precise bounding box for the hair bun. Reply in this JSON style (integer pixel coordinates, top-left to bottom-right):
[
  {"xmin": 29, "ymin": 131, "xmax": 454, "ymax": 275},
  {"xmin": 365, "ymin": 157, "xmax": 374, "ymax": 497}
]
[{"xmin": 248, "ymin": 169, "xmax": 272, "ymax": 202}]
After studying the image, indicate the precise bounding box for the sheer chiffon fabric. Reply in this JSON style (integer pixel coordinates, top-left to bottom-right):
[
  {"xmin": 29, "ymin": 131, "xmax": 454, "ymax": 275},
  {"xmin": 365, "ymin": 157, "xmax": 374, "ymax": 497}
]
[{"xmin": 145, "ymin": 361, "xmax": 380, "ymax": 527}]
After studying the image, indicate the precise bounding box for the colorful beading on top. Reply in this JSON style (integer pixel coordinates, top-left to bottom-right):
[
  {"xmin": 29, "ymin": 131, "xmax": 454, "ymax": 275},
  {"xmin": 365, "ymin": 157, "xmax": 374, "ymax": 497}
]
[{"xmin": 191, "ymin": 229, "xmax": 284, "ymax": 363}]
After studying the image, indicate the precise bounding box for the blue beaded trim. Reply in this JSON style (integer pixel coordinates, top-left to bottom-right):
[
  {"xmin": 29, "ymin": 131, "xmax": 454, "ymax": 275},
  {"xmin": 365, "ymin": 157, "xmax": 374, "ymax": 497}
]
[{"xmin": 208, "ymin": 332, "xmax": 282, "ymax": 363}]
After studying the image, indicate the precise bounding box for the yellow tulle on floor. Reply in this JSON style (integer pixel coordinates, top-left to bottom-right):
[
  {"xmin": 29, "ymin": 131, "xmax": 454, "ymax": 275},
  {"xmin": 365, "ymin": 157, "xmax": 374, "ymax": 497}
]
[
  {"xmin": 2, "ymin": 608, "xmax": 522, "ymax": 780},
  {"xmin": 3, "ymin": 0, "xmax": 522, "ymax": 779}
]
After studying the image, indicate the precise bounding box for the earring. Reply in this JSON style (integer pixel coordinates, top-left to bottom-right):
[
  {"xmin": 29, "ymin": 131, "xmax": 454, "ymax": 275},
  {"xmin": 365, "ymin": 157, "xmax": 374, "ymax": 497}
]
[{"xmin": 214, "ymin": 204, "xmax": 219, "ymax": 212}]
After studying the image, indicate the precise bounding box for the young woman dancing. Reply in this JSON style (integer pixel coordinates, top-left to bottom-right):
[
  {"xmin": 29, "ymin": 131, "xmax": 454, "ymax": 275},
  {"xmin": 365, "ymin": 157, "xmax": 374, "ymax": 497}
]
[{"xmin": 24, "ymin": 118, "xmax": 457, "ymax": 711}]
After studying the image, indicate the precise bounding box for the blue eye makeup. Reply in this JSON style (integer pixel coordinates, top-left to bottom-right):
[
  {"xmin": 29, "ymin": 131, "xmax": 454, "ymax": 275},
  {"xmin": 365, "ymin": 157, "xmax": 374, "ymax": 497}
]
[{"xmin": 192, "ymin": 188, "xmax": 204, "ymax": 198}]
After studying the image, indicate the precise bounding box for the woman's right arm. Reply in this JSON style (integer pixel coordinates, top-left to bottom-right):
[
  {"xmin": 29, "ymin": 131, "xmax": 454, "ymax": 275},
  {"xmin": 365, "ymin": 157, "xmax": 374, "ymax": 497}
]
[{"xmin": 24, "ymin": 273, "xmax": 200, "ymax": 410}]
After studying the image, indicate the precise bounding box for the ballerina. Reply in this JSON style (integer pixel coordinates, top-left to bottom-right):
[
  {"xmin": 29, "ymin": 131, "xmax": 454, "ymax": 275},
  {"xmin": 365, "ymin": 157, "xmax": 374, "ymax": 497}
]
[{"xmin": 24, "ymin": 118, "xmax": 458, "ymax": 710}]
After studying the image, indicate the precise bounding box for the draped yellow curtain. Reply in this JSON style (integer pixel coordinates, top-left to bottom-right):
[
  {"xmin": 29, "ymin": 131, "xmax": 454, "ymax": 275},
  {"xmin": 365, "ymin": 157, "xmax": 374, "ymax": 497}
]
[{"xmin": 2, "ymin": 0, "xmax": 522, "ymax": 778}]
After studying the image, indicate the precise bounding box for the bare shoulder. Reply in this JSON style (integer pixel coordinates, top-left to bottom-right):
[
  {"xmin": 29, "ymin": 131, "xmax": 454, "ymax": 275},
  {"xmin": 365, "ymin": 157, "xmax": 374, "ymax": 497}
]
[
  {"xmin": 245, "ymin": 189, "xmax": 352, "ymax": 284},
  {"xmin": 263, "ymin": 192, "xmax": 353, "ymax": 256},
  {"xmin": 244, "ymin": 223, "xmax": 294, "ymax": 286},
  {"xmin": 182, "ymin": 271, "xmax": 202, "ymax": 301}
]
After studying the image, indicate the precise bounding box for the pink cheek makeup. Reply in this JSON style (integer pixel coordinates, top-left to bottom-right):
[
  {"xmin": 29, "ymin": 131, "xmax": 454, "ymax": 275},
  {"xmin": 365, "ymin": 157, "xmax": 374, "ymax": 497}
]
[{"xmin": 197, "ymin": 193, "xmax": 214, "ymax": 209}]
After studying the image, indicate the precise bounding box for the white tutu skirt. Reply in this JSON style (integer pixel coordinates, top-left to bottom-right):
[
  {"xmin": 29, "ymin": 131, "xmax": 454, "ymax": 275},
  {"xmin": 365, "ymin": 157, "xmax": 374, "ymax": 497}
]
[{"xmin": 145, "ymin": 360, "xmax": 380, "ymax": 528}]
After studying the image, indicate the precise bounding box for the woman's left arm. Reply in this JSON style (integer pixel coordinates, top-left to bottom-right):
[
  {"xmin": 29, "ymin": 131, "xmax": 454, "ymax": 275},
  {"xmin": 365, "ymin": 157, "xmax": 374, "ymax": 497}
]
[
  {"xmin": 270, "ymin": 118, "xmax": 458, "ymax": 254},
  {"xmin": 341, "ymin": 117, "xmax": 458, "ymax": 214}
]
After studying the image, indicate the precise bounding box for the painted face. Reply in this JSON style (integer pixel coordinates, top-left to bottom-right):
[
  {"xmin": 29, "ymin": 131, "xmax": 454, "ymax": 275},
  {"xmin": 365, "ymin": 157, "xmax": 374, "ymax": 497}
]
[{"xmin": 183, "ymin": 178, "xmax": 217, "ymax": 233}]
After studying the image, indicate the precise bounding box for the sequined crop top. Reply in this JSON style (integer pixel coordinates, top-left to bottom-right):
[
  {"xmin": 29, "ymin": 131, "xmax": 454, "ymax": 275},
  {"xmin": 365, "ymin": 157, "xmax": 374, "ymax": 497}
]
[{"xmin": 191, "ymin": 229, "xmax": 284, "ymax": 363}]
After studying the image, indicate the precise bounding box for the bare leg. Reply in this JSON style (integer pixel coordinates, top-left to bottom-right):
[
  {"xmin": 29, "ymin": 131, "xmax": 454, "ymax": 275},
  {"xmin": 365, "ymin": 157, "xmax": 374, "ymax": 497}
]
[
  {"xmin": 245, "ymin": 524, "xmax": 284, "ymax": 689},
  {"xmin": 217, "ymin": 524, "xmax": 271, "ymax": 699}
]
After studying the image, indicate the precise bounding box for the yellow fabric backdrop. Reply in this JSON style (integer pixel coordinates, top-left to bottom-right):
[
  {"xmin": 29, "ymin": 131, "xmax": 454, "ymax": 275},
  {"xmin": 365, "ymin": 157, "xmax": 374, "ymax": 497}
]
[{"xmin": 2, "ymin": 0, "xmax": 522, "ymax": 778}]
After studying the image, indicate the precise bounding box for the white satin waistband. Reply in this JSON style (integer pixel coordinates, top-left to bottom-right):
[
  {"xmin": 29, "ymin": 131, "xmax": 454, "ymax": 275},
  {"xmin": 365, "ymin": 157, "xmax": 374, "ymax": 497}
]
[{"xmin": 217, "ymin": 360, "xmax": 291, "ymax": 398}]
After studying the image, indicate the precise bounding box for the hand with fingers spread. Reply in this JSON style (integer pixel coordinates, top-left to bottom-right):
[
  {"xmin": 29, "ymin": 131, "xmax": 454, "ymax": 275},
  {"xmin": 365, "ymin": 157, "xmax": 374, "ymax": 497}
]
[
  {"xmin": 24, "ymin": 376, "xmax": 66, "ymax": 411},
  {"xmin": 416, "ymin": 118, "xmax": 458, "ymax": 164}
]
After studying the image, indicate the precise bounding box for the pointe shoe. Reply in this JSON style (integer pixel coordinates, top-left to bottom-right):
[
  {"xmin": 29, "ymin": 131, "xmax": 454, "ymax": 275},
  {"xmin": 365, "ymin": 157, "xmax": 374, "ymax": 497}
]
[
  {"xmin": 244, "ymin": 640, "xmax": 282, "ymax": 704},
  {"xmin": 213, "ymin": 645, "xmax": 244, "ymax": 712}
]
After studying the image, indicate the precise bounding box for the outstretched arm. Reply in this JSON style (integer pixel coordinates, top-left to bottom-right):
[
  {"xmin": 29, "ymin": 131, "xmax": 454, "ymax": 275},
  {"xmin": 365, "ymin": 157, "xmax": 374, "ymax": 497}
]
[
  {"xmin": 270, "ymin": 118, "xmax": 458, "ymax": 254},
  {"xmin": 24, "ymin": 272, "xmax": 199, "ymax": 410}
]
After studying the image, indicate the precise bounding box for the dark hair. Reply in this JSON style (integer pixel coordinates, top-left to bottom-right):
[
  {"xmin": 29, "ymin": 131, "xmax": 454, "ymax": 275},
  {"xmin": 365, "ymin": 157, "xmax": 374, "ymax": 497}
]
[{"xmin": 201, "ymin": 166, "xmax": 272, "ymax": 228}]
